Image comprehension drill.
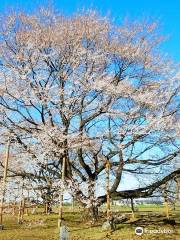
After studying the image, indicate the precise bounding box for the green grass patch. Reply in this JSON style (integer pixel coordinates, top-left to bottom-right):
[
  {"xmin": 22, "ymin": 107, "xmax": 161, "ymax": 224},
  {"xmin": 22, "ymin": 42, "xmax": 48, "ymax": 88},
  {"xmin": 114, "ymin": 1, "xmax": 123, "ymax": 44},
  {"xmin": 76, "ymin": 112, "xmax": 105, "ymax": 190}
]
[{"xmin": 0, "ymin": 206, "xmax": 179, "ymax": 240}]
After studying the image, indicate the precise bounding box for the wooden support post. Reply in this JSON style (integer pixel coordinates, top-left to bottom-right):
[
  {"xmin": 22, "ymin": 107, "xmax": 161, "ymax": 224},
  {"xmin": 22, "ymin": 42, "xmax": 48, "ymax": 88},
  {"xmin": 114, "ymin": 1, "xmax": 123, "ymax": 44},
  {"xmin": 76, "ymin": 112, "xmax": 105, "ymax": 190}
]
[
  {"xmin": 130, "ymin": 198, "xmax": 135, "ymax": 220},
  {"xmin": 25, "ymin": 207, "xmax": 29, "ymax": 216},
  {"xmin": 71, "ymin": 196, "xmax": 74, "ymax": 212},
  {"xmin": 22, "ymin": 198, "xmax": 25, "ymax": 219},
  {"xmin": 45, "ymin": 202, "xmax": 48, "ymax": 214},
  {"xmin": 18, "ymin": 200, "xmax": 22, "ymax": 224},
  {"xmin": 106, "ymin": 159, "xmax": 111, "ymax": 221},
  {"xmin": 25, "ymin": 189, "xmax": 29, "ymax": 216},
  {"xmin": 162, "ymin": 183, "xmax": 169, "ymax": 219},
  {"xmin": 0, "ymin": 137, "xmax": 10, "ymax": 230},
  {"xmin": 177, "ymin": 178, "xmax": 180, "ymax": 201},
  {"xmin": 164, "ymin": 201, "xmax": 169, "ymax": 219},
  {"xmin": 174, "ymin": 177, "xmax": 180, "ymax": 204},
  {"xmin": 12, "ymin": 201, "xmax": 16, "ymax": 216},
  {"xmin": 18, "ymin": 179, "xmax": 25, "ymax": 224},
  {"xmin": 58, "ymin": 157, "xmax": 66, "ymax": 230}
]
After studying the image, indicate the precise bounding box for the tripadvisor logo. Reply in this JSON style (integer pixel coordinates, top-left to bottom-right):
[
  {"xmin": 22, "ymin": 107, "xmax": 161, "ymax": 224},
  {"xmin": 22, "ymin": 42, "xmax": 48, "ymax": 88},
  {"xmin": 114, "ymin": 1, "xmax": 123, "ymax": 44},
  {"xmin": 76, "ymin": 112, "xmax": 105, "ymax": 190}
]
[
  {"xmin": 135, "ymin": 227, "xmax": 174, "ymax": 236},
  {"xmin": 135, "ymin": 227, "xmax": 144, "ymax": 236}
]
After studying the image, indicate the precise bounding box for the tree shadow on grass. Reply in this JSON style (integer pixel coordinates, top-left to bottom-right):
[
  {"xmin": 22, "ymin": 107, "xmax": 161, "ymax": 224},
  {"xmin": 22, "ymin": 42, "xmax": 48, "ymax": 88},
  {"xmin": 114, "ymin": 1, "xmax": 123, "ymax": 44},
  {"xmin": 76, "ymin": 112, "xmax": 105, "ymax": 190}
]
[
  {"xmin": 70, "ymin": 223, "xmax": 102, "ymax": 232},
  {"xmin": 115, "ymin": 213, "xmax": 180, "ymax": 231}
]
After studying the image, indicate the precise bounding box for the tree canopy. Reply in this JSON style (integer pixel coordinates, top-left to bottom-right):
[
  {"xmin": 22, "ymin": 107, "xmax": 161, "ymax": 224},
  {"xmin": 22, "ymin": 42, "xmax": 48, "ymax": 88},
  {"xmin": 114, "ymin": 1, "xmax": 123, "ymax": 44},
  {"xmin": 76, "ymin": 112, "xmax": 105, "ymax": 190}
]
[{"xmin": 0, "ymin": 9, "xmax": 179, "ymax": 212}]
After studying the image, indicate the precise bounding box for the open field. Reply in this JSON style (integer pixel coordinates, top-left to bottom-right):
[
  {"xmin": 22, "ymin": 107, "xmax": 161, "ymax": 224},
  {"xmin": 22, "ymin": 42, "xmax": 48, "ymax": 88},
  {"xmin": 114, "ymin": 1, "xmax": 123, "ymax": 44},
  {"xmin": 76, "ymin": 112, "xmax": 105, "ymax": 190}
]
[{"xmin": 0, "ymin": 205, "xmax": 179, "ymax": 240}]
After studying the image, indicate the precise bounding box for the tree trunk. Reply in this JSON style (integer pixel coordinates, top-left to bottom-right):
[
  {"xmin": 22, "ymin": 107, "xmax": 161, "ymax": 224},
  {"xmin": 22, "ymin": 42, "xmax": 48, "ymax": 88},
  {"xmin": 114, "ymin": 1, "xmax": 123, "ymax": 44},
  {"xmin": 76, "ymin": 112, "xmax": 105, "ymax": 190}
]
[
  {"xmin": 88, "ymin": 205, "xmax": 98, "ymax": 222},
  {"xmin": 82, "ymin": 205, "xmax": 98, "ymax": 222},
  {"xmin": 87, "ymin": 179, "xmax": 98, "ymax": 222},
  {"xmin": 44, "ymin": 201, "xmax": 52, "ymax": 214}
]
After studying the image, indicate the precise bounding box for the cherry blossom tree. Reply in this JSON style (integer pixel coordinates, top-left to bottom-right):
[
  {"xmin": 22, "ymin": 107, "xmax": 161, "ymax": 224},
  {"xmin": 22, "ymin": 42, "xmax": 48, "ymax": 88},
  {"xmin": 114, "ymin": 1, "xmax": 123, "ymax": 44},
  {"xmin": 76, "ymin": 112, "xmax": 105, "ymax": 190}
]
[{"xmin": 0, "ymin": 9, "xmax": 179, "ymax": 218}]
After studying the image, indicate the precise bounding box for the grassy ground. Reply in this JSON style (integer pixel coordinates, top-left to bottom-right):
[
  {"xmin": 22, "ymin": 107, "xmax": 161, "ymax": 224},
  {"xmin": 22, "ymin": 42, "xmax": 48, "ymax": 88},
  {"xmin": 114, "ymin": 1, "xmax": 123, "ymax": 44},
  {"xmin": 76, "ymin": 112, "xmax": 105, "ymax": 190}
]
[{"xmin": 0, "ymin": 205, "xmax": 179, "ymax": 240}]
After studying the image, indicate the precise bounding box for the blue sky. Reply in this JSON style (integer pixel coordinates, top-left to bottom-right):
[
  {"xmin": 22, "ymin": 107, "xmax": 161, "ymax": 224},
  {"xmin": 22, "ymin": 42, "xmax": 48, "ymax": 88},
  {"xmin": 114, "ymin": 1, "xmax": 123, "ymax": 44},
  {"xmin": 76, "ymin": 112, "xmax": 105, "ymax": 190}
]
[{"xmin": 1, "ymin": 0, "xmax": 180, "ymax": 61}]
